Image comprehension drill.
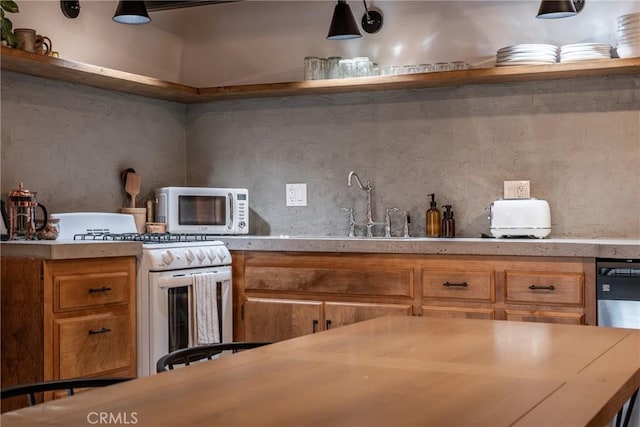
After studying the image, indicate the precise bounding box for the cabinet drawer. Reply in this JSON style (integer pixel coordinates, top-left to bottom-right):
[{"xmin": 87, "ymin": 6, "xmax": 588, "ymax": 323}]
[
  {"xmin": 245, "ymin": 266, "xmax": 412, "ymax": 298},
  {"xmin": 505, "ymin": 271, "xmax": 584, "ymax": 305},
  {"xmin": 422, "ymin": 306, "xmax": 495, "ymax": 320},
  {"xmin": 422, "ymin": 270, "xmax": 494, "ymax": 302},
  {"xmin": 505, "ymin": 309, "xmax": 584, "ymax": 325},
  {"xmin": 55, "ymin": 313, "xmax": 131, "ymax": 378},
  {"xmin": 55, "ymin": 272, "xmax": 130, "ymax": 312}
]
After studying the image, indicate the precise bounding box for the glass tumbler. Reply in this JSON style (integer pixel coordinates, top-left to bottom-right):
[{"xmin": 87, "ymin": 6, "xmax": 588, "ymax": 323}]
[
  {"xmin": 339, "ymin": 59, "xmax": 355, "ymax": 78},
  {"xmin": 304, "ymin": 56, "xmax": 320, "ymax": 80},
  {"xmin": 326, "ymin": 56, "xmax": 342, "ymax": 79},
  {"xmin": 451, "ymin": 61, "xmax": 469, "ymax": 70},
  {"xmin": 434, "ymin": 62, "xmax": 453, "ymax": 72},
  {"xmin": 419, "ymin": 63, "xmax": 434, "ymax": 73},
  {"xmin": 318, "ymin": 58, "xmax": 328, "ymax": 79},
  {"xmin": 354, "ymin": 57, "xmax": 372, "ymax": 77}
]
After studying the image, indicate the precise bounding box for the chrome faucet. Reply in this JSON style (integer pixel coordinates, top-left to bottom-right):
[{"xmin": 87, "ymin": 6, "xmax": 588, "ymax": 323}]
[{"xmin": 347, "ymin": 171, "xmax": 384, "ymax": 237}]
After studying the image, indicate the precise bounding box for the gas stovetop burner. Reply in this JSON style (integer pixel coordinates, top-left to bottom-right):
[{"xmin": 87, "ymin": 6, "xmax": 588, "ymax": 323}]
[{"xmin": 73, "ymin": 232, "xmax": 223, "ymax": 244}]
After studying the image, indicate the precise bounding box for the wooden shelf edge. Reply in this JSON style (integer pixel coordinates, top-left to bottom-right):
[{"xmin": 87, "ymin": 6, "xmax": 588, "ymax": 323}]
[
  {"xmin": 2, "ymin": 46, "xmax": 639, "ymax": 104},
  {"xmin": 197, "ymin": 57, "xmax": 640, "ymax": 101},
  {"xmin": 1, "ymin": 46, "xmax": 201, "ymax": 103}
]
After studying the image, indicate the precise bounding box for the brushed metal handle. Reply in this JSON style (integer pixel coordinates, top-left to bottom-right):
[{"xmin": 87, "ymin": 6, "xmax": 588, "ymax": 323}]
[
  {"xmin": 89, "ymin": 286, "xmax": 112, "ymax": 293},
  {"xmin": 443, "ymin": 281, "xmax": 468, "ymax": 288},
  {"xmin": 88, "ymin": 327, "xmax": 111, "ymax": 335},
  {"xmin": 528, "ymin": 285, "xmax": 555, "ymax": 291}
]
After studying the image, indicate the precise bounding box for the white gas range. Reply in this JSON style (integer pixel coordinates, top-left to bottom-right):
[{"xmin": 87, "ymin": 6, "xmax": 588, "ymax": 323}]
[{"xmin": 52, "ymin": 212, "xmax": 234, "ymax": 377}]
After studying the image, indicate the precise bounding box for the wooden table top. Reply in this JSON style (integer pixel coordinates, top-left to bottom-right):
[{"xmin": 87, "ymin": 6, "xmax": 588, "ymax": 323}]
[{"xmin": 3, "ymin": 316, "xmax": 639, "ymax": 427}]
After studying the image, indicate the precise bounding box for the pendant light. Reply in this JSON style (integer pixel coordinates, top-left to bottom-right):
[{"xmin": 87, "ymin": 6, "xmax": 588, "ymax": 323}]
[
  {"xmin": 536, "ymin": 0, "xmax": 585, "ymax": 19},
  {"xmin": 327, "ymin": 0, "xmax": 361, "ymax": 40},
  {"xmin": 113, "ymin": 0, "xmax": 151, "ymax": 25}
]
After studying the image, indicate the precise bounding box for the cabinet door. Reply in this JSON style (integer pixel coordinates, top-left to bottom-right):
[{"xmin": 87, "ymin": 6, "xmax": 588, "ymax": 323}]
[
  {"xmin": 324, "ymin": 302, "xmax": 412, "ymax": 330},
  {"xmin": 54, "ymin": 312, "xmax": 132, "ymax": 378},
  {"xmin": 244, "ymin": 298, "xmax": 322, "ymax": 342}
]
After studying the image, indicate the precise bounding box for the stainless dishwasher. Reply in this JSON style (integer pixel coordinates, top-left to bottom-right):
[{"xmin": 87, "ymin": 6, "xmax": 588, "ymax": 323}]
[{"xmin": 597, "ymin": 258, "xmax": 640, "ymax": 427}]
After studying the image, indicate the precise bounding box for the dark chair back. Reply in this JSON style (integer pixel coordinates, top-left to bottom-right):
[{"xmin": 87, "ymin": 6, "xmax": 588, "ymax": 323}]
[
  {"xmin": 156, "ymin": 342, "xmax": 271, "ymax": 373},
  {"xmin": 1, "ymin": 377, "xmax": 131, "ymax": 408}
]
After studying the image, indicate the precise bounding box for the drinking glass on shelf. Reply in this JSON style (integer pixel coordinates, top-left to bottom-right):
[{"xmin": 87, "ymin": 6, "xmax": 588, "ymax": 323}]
[
  {"xmin": 419, "ymin": 63, "xmax": 434, "ymax": 73},
  {"xmin": 339, "ymin": 59, "xmax": 355, "ymax": 78},
  {"xmin": 318, "ymin": 58, "xmax": 328, "ymax": 79},
  {"xmin": 451, "ymin": 61, "xmax": 469, "ymax": 70},
  {"xmin": 354, "ymin": 57, "xmax": 373, "ymax": 77},
  {"xmin": 326, "ymin": 56, "xmax": 342, "ymax": 79},
  {"xmin": 403, "ymin": 64, "xmax": 420, "ymax": 74},
  {"xmin": 434, "ymin": 62, "xmax": 453, "ymax": 72},
  {"xmin": 304, "ymin": 56, "xmax": 318, "ymax": 80}
]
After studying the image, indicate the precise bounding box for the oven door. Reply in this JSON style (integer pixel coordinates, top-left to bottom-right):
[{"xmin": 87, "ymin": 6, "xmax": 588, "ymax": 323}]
[{"xmin": 146, "ymin": 266, "xmax": 232, "ymax": 376}]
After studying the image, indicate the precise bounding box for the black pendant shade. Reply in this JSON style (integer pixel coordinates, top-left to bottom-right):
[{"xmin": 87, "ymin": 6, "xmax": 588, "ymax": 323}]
[
  {"xmin": 113, "ymin": 0, "xmax": 151, "ymax": 24},
  {"xmin": 327, "ymin": 1, "xmax": 362, "ymax": 40},
  {"xmin": 536, "ymin": 0, "xmax": 585, "ymax": 19}
]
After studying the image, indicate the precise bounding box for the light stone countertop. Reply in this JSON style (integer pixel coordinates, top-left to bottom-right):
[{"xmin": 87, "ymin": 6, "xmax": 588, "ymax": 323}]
[
  {"xmin": 216, "ymin": 236, "xmax": 640, "ymax": 259},
  {"xmin": 0, "ymin": 240, "xmax": 142, "ymax": 260},
  {"xmin": 1, "ymin": 237, "xmax": 638, "ymax": 260}
]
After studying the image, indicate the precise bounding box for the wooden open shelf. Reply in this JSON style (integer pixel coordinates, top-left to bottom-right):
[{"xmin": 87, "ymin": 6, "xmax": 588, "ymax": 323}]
[{"xmin": 2, "ymin": 46, "xmax": 639, "ymax": 104}]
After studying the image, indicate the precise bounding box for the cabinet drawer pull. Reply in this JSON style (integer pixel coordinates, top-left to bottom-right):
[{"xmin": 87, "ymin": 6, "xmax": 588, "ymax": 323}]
[
  {"xmin": 312, "ymin": 320, "xmax": 319, "ymax": 333},
  {"xmin": 443, "ymin": 281, "xmax": 468, "ymax": 288},
  {"xmin": 89, "ymin": 286, "xmax": 112, "ymax": 293},
  {"xmin": 528, "ymin": 285, "xmax": 555, "ymax": 291},
  {"xmin": 326, "ymin": 320, "xmax": 332, "ymax": 330},
  {"xmin": 88, "ymin": 327, "xmax": 112, "ymax": 335}
]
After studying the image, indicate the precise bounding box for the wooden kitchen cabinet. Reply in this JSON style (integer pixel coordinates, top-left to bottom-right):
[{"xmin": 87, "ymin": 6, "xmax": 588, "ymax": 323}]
[
  {"xmin": 235, "ymin": 252, "xmax": 415, "ymax": 342},
  {"xmin": 1, "ymin": 256, "xmax": 136, "ymax": 412},
  {"xmin": 233, "ymin": 251, "xmax": 596, "ymax": 343},
  {"xmin": 418, "ymin": 256, "xmax": 592, "ymax": 324}
]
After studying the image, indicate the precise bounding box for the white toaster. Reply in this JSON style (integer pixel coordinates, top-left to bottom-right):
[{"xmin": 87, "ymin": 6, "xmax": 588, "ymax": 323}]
[{"xmin": 489, "ymin": 199, "xmax": 551, "ymax": 238}]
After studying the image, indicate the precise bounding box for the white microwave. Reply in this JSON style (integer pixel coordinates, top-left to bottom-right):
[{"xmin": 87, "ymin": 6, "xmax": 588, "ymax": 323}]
[{"xmin": 155, "ymin": 187, "xmax": 249, "ymax": 234}]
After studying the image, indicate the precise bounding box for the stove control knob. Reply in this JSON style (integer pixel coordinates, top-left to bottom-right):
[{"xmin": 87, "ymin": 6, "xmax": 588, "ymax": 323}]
[
  {"xmin": 206, "ymin": 248, "xmax": 216, "ymax": 263},
  {"xmin": 161, "ymin": 250, "xmax": 175, "ymax": 266},
  {"xmin": 185, "ymin": 249, "xmax": 195, "ymax": 264},
  {"xmin": 216, "ymin": 248, "xmax": 227, "ymax": 262},
  {"xmin": 196, "ymin": 249, "xmax": 206, "ymax": 263}
]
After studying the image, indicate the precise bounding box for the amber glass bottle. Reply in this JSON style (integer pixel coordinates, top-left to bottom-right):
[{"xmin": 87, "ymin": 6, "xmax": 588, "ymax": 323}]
[{"xmin": 426, "ymin": 194, "xmax": 441, "ymax": 238}]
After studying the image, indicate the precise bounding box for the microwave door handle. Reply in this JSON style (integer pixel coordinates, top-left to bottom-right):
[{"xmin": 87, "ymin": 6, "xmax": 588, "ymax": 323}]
[{"xmin": 228, "ymin": 192, "xmax": 234, "ymax": 230}]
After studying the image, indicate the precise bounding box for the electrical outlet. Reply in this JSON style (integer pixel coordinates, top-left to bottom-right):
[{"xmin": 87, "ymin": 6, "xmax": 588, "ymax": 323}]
[
  {"xmin": 504, "ymin": 180, "xmax": 530, "ymax": 199},
  {"xmin": 286, "ymin": 183, "xmax": 307, "ymax": 207}
]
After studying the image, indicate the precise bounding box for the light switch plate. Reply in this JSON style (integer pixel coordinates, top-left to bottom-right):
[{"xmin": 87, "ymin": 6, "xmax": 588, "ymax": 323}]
[
  {"xmin": 504, "ymin": 180, "xmax": 530, "ymax": 199},
  {"xmin": 286, "ymin": 183, "xmax": 307, "ymax": 207}
]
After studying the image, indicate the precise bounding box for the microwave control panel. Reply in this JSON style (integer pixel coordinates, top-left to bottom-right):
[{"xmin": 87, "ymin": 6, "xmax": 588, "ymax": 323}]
[{"xmin": 235, "ymin": 192, "xmax": 248, "ymax": 231}]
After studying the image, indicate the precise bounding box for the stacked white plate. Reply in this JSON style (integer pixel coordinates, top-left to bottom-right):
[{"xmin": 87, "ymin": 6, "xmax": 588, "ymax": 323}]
[
  {"xmin": 616, "ymin": 12, "xmax": 640, "ymax": 58},
  {"xmin": 559, "ymin": 43, "xmax": 612, "ymax": 62},
  {"xmin": 495, "ymin": 44, "xmax": 558, "ymax": 67}
]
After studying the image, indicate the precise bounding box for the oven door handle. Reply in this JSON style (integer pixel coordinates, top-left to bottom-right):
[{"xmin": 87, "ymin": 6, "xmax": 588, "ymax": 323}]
[{"xmin": 157, "ymin": 271, "xmax": 232, "ymax": 289}]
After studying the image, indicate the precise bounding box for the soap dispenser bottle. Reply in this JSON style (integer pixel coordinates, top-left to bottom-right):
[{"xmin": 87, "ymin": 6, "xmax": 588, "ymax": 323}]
[
  {"xmin": 426, "ymin": 194, "xmax": 441, "ymax": 238},
  {"xmin": 442, "ymin": 205, "xmax": 455, "ymax": 238}
]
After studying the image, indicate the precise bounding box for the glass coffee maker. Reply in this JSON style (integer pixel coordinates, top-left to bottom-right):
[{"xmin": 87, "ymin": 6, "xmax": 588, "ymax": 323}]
[{"xmin": 7, "ymin": 182, "xmax": 48, "ymax": 240}]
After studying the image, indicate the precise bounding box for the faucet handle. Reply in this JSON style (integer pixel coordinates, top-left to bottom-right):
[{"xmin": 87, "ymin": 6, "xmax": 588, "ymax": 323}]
[
  {"xmin": 402, "ymin": 211, "xmax": 411, "ymax": 238},
  {"xmin": 340, "ymin": 207, "xmax": 356, "ymax": 238},
  {"xmin": 384, "ymin": 207, "xmax": 400, "ymax": 238}
]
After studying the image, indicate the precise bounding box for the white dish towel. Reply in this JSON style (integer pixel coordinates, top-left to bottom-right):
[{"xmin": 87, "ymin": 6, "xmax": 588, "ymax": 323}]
[{"xmin": 191, "ymin": 272, "xmax": 220, "ymax": 345}]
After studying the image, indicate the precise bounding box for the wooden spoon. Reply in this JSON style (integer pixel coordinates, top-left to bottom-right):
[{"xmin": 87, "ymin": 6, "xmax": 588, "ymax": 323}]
[{"xmin": 125, "ymin": 172, "xmax": 141, "ymax": 208}]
